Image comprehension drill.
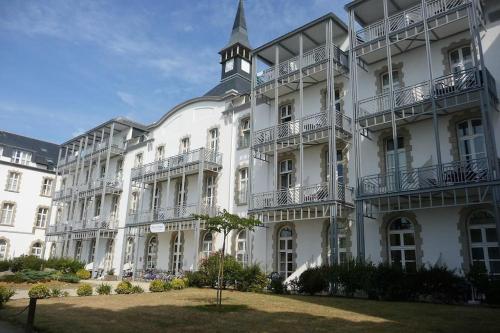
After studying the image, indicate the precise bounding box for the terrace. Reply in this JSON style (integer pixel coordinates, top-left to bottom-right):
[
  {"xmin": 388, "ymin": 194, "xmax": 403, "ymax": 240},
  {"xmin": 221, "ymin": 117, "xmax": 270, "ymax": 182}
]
[{"xmin": 127, "ymin": 203, "xmax": 218, "ymax": 226}]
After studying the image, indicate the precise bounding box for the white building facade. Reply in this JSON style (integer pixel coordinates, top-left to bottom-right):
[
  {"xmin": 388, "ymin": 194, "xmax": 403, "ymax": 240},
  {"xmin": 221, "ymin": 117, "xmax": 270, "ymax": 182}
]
[{"xmin": 45, "ymin": 0, "xmax": 500, "ymax": 279}]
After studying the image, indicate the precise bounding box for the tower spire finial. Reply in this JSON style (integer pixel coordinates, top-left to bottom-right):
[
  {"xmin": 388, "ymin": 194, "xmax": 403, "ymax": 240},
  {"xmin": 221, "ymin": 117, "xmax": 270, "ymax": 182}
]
[{"xmin": 225, "ymin": 0, "xmax": 250, "ymax": 49}]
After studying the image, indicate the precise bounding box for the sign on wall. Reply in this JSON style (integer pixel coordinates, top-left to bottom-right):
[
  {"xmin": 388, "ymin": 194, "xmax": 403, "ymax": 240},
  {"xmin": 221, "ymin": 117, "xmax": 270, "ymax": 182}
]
[{"xmin": 150, "ymin": 223, "xmax": 165, "ymax": 233}]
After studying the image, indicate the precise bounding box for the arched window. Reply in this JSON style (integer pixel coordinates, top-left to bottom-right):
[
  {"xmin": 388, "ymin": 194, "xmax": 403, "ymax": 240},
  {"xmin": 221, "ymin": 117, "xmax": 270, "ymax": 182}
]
[
  {"xmin": 125, "ymin": 237, "xmax": 135, "ymax": 264},
  {"xmin": 146, "ymin": 236, "xmax": 158, "ymax": 269},
  {"xmin": 456, "ymin": 119, "xmax": 486, "ymax": 161},
  {"xmin": 49, "ymin": 243, "xmax": 56, "ymax": 259},
  {"xmin": 236, "ymin": 230, "xmax": 247, "ymax": 265},
  {"xmin": 388, "ymin": 218, "xmax": 416, "ymax": 271},
  {"xmin": 468, "ymin": 211, "xmax": 499, "ymax": 275},
  {"xmin": 202, "ymin": 232, "xmax": 213, "ymax": 259},
  {"xmin": 278, "ymin": 226, "xmax": 294, "ymax": 278},
  {"xmin": 0, "ymin": 239, "xmax": 8, "ymax": 260},
  {"xmin": 74, "ymin": 240, "xmax": 83, "ymax": 260},
  {"xmin": 104, "ymin": 239, "xmax": 114, "ymax": 272},
  {"xmin": 172, "ymin": 232, "xmax": 183, "ymax": 274},
  {"xmin": 31, "ymin": 241, "xmax": 43, "ymax": 258}
]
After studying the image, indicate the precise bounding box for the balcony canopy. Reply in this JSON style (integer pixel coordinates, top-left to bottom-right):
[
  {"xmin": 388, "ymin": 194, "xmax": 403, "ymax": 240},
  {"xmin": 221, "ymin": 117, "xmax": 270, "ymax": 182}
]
[
  {"xmin": 252, "ymin": 13, "xmax": 348, "ymax": 66},
  {"xmin": 346, "ymin": 0, "xmax": 421, "ymax": 26}
]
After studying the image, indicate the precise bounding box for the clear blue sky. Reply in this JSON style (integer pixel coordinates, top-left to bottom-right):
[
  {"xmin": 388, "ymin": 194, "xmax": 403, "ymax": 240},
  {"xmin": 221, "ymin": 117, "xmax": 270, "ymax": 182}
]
[{"xmin": 0, "ymin": 0, "xmax": 349, "ymax": 143}]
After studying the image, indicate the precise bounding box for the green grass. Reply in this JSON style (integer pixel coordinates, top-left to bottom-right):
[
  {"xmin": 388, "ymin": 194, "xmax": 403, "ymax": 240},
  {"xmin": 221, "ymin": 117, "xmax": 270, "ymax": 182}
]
[{"xmin": 1, "ymin": 288, "xmax": 499, "ymax": 332}]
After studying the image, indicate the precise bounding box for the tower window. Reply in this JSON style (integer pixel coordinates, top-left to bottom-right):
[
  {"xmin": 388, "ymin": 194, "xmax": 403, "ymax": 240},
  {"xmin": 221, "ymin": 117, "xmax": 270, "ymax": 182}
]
[{"xmin": 225, "ymin": 59, "xmax": 234, "ymax": 73}]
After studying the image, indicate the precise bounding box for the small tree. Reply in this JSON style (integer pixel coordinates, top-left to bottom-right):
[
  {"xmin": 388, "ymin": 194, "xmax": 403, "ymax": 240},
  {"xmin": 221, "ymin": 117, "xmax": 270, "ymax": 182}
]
[{"xmin": 194, "ymin": 209, "xmax": 261, "ymax": 306}]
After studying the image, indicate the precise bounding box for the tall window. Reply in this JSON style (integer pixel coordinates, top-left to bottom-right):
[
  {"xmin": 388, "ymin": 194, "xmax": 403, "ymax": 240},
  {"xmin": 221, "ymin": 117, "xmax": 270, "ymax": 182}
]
[
  {"xmin": 146, "ymin": 236, "xmax": 158, "ymax": 269},
  {"xmin": 205, "ymin": 176, "xmax": 216, "ymax": 206},
  {"xmin": 111, "ymin": 195, "xmax": 119, "ymax": 220},
  {"xmin": 35, "ymin": 207, "xmax": 49, "ymax": 228},
  {"xmin": 381, "ymin": 70, "xmax": 401, "ymax": 93},
  {"xmin": 152, "ymin": 187, "xmax": 161, "ymax": 210},
  {"xmin": 278, "ymin": 227, "xmax": 294, "ymax": 278},
  {"xmin": 74, "ymin": 240, "xmax": 83, "ymax": 260},
  {"xmin": 125, "ymin": 237, "xmax": 135, "ymax": 264},
  {"xmin": 155, "ymin": 145, "xmax": 165, "ymax": 161},
  {"xmin": 180, "ymin": 137, "xmax": 190, "ymax": 154},
  {"xmin": 202, "ymin": 232, "xmax": 213, "ymax": 259},
  {"xmin": 134, "ymin": 153, "xmax": 143, "ymax": 168},
  {"xmin": 208, "ymin": 128, "xmax": 219, "ymax": 152},
  {"xmin": 0, "ymin": 239, "xmax": 7, "ymax": 260},
  {"xmin": 326, "ymin": 225, "xmax": 348, "ymax": 265},
  {"xmin": 279, "ymin": 160, "xmax": 293, "ymax": 189},
  {"xmin": 6, "ymin": 172, "xmax": 21, "ymax": 192},
  {"xmin": 11, "ymin": 150, "xmax": 31, "ymax": 165},
  {"xmin": 279, "ymin": 104, "xmax": 292, "ymax": 123},
  {"xmin": 104, "ymin": 239, "xmax": 114, "ymax": 272},
  {"xmin": 130, "ymin": 192, "xmax": 139, "ymax": 214},
  {"xmin": 41, "ymin": 178, "xmax": 53, "ymax": 196},
  {"xmin": 88, "ymin": 239, "xmax": 96, "ymax": 263},
  {"xmin": 468, "ymin": 211, "xmax": 499, "ymax": 275},
  {"xmin": 239, "ymin": 117, "xmax": 250, "ymax": 148},
  {"xmin": 100, "ymin": 165, "xmax": 106, "ymax": 178},
  {"xmin": 31, "ymin": 242, "xmax": 43, "ymax": 258},
  {"xmin": 94, "ymin": 197, "xmax": 101, "ymax": 217},
  {"xmin": 116, "ymin": 159, "xmax": 123, "ymax": 177},
  {"xmin": 388, "ymin": 218, "xmax": 416, "ymax": 271},
  {"xmin": 449, "ymin": 46, "xmax": 473, "ymax": 73},
  {"xmin": 172, "ymin": 232, "xmax": 184, "ymax": 274},
  {"xmin": 176, "ymin": 182, "xmax": 187, "ymax": 210},
  {"xmin": 457, "ymin": 119, "xmax": 486, "ymax": 161},
  {"xmin": 236, "ymin": 230, "xmax": 247, "ymax": 265},
  {"xmin": 238, "ymin": 168, "xmax": 248, "ymax": 204},
  {"xmin": 0, "ymin": 203, "xmax": 15, "ymax": 225}
]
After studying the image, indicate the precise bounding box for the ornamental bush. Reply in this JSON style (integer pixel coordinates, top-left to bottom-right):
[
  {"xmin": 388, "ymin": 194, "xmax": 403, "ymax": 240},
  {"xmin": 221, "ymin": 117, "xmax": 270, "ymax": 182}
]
[
  {"xmin": 10, "ymin": 255, "xmax": 44, "ymax": 272},
  {"xmin": 149, "ymin": 279, "xmax": 168, "ymax": 292},
  {"xmin": 131, "ymin": 285, "xmax": 145, "ymax": 294},
  {"xmin": 0, "ymin": 286, "xmax": 15, "ymax": 308},
  {"xmin": 236, "ymin": 264, "xmax": 268, "ymax": 292},
  {"xmin": 199, "ymin": 253, "xmax": 243, "ymax": 288},
  {"xmin": 96, "ymin": 283, "xmax": 112, "ymax": 295},
  {"xmin": 76, "ymin": 269, "xmax": 91, "ymax": 280},
  {"xmin": 28, "ymin": 284, "xmax": 51, "ymax": 299},
  {"xmin": 76, "ymin": 283, "xmax": 93, "ymax": 296},
  {"xmin": 50, "ymin": 288, "xmax": 62, "ymax": 297},
  {"xmin": 115, "ymin": 281, "xmax": 133, "ymax": 294},
  {"xmin": 184, "ymin": 271, "xmax": 208, "ymax": 288},
  {"xmin": 15, "ymin": 270, "xmax": 53, "ymax": 283},
  {"xmin": 170, "ymin": 278, "xmax": 187, "ymax": 290},
  {"xmin": 0, "ymin": 260, "xmax": 11, "ymax": 272},
  {"xmin": 298, "ymin": 267, "xmax": 328, "ymax": 295},
  {"xmin": 45, "ymin": 258, "xmax": 84, "ymax": 274}
]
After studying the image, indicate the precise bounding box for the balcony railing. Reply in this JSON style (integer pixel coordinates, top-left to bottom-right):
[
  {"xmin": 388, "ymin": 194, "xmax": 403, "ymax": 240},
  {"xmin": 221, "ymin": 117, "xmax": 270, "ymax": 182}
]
[
  {"xmin": 78, "ymin": 176, "xmax": 123, "ymax": 193},
  {"xmin": 128, "ymin": 203, "xmax": 218, "ymax": 225},
  {"xmin": 252, "ymin": 112, "xmax": 352, "ymax": 146},
  {"xmin": 58, "ymin": 138, "xmax": 126, "ymax": 168},
  {"xmin": 47, "ymin": 223, "xmax": 70, "ymax": 234},
  {"xmin": 358, "ymin": 67, "xmax": 487, "ymax": 118},
  {"xmin": 72, "ymin": 215, "xmax": 119, "ymax": 231},
  {"xmin": 256, "ymin": 44, "xmax": 348, "ymax": 87},
  {"xmin": 251, "ymin": 182, "xmax": 352, "ymax": 210},
  {"xmin": 359, "ymin": 158, "xmax": 490, "ymax": 196},
  {"xmin": 53, "ymin": 188, "xmax": 73, "ymax": 201},
  {"xmin": 354, "ymin": 0, "xmax": 469, "ymax": 47},
  {"xmin": 131, "ymin": 148, "xmax": 222, "ymax": 180}
]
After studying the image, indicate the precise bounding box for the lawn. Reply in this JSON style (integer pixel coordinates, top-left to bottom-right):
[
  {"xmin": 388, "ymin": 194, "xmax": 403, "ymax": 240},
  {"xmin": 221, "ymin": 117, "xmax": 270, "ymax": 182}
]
[{"xmin": 1, "ymin": 288, "xmax": 499, "ymax": 333}]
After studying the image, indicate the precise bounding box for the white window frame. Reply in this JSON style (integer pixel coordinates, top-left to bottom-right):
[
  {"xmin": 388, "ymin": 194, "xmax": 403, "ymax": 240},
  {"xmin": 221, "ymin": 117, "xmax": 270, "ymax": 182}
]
[
  {"xmin": 457, "ymin": 118, "xmax": 486, "ymax": 161},
  {"xmin": 279, "ymin": 104, "xmax": 292, "ymax": 124},
  {"xmin": 180, "ymin": 137, "xmax": 190, "ymax": 154},
  {"xmin": 172, "ymin": 232, "xmax": 183, "ymax": 275},
  {"xmin": 31, "ymin": 242, "xmax": 43, "ymax": 258},
  {"xmin": 278, "ymin": 226, "xmax": 294, "ymax": 278},
  {"xmin": 238, "ymin": 168, "xmax": 248, "ymax": 204},
  {"xmin": 104, "ymin": 239, "xmax": 114, "ymax": 272},
  {"xmin": 125, "ymin": 237, "xmax": 135, "ymax": 264},
  {"xmin": 88, "ymin": 239, "xmax": 96, "ymax": 263},
  {"xmin": 449, "ymin": 45, "xmax": 474, "ymax": 73},
  {"xmin": 225, "ymin": 58, "xmax": 234, "ymax": 73},
  {"xmin": 6, "ymin": 172, "xmax": 21, "ymax": 192},
  {"xmin": 75, "ymin": 240, "xmax": 83, "ymax": 260},
  {"xmin": 202, "ymin": 232, "xmax": 213, "ymax": 259},
  {"xmin": 155, "ymin": 145, "xmax": 165, "ymax": 161},
  {"xmin": 381, "ymin": 70, "xmax": 401, "ymax": 93},
  {"xmin": 468, "ymin": 211, "xmax": 499, "ymax": 275},
  {"xmin": 279, "ymin": 160, "xmax": 293, "ymax": 189},
  {"xmin": 11, "ymin": 150, "xmax": 31, "ymax": 165},
  {"xmin": 130, "ymin": 192, "xmax": 139, "ymax": 214},
  {"xmin": 41, "ymin": 178, "xmax": 53, "ymax": 196},
  {"xmin": 1, "ymin": 203, "xmax": 15, "ymax": 225},
  {"xmin": 35, "ymin": 207, "xmax": 49, "ymax": 228},
  {"xmin": 239, "ymin": 117, "xmax": 250, "ymax": 148},
  {"xmin": 146, "ymin": 236, "xmax": 158, "ymax": 269},
  {"xmin": 134, "ymin": 153, "xmax": 143, "ymax": 168},
  {"xmin": 0, "ymin": 239, "xmax": 8, "ymax": 260},
  {"xmin": 208, "ymin": 128, "xmax": 219, "ymax": 152},
  {"xmin": 236, "ymin": 230, "xmax": 247, "ymax": 265},
  {"xmin": 205, "ymin": 175, "xmax": 216, "ymax": 206},
  {"xmin": 388, "ymin": 218, "xmax": 417, "ymax": 271}
]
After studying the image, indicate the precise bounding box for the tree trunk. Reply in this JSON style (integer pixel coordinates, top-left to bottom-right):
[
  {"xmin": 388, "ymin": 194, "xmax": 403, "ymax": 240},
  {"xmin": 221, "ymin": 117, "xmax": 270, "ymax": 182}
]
[{"xmin": 218, "ymin": 234, "xmax": 227, "ymax": 306}]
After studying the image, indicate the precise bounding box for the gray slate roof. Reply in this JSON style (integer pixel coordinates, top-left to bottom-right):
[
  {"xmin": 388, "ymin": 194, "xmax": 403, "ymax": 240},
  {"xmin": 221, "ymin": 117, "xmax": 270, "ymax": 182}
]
[
  {"xmin": 204, "ymin": 74, "xmax": 250, "ymax": 97},
  {"xmin": 225, "ymin": 0, "xmax": 250, "ymax": 49},
  {"xmin": 0, "ymin": 131, "xmax": 59, "ymax": 170}
]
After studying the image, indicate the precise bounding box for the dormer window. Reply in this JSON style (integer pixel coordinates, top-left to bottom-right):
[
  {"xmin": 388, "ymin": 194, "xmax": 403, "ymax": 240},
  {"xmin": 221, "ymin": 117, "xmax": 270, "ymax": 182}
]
[
  {"xmin": 11, "ymin": 150, "xmax": 31, "ymax": 165},
  {"xmin": 225, "ymin": 59, "xmax": 234, "ymax": 73}
]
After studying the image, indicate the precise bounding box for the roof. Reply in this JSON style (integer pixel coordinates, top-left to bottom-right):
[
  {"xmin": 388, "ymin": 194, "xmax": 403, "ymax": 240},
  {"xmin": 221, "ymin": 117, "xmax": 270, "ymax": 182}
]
[
  {"xmin": 224, "ymin": 0, "xmax": 251, "ymax": 49},
  {"xmin": 204, "ymin": 74, "xmax": 250, "ymax": 97},
  {"xmin": 0, "ymin": 131, "xmax": 59, "ymax": 168}
]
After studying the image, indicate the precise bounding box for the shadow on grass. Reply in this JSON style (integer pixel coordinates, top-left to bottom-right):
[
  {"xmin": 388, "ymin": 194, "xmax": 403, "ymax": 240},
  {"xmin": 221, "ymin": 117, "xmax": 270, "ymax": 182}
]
[{"xmin": 190, "ymin": 304, "xmax": 249, "ymax": 313}]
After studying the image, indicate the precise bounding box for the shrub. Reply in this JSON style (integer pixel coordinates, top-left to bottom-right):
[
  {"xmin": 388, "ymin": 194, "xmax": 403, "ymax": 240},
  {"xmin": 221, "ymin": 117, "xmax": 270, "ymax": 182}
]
[
  {"xmin": 0, "ymin": 274, "xmax": 24, "ymax": 283},
  {"xmin": 170, "ymin": 278, "xmax": 187, "ymax": 290},
  {"xmin": 96, "ymin": 283, "xmax": 112, "ymax": 295},
  {"xmin": 115, "ymin": 281, "xmax": 133, "ymax": 294},
  {"xmin": 485, "ymin": 279, "xmax": 500, "ymax": 305},
  {"xmin": 236, "ymin": 264, "xmax": 268, "ymax": 292},
  {"xmin": 417, "ymin": 265, "xmax": 468, "ymax": 303},
  {"xmin": 131, "ymin": 285, "xmax": 144, "ymax": 294},
  {"xmin": 199, "ymin": 252, "xmax": 243, "ymax": 288},
  {"xmin": 0, "ymin": 260, "xmax": 11, "ymax": 272},
  {"xmin": 184, "ymin": 271, "xmax": 208, "ymax": 288},
  {"xmin": 76, "ymin": 283, "xmax": 93, "ymax": 296},
  {"xmin": 268, "ymin": 272, "xmax": 286, "ymax": 294},
  {"xmin": 76, "ymin": 269, "xmax": 91, "ymax": 280},
  {"xmin": 467, "ymin": 263, "xmax": 490, "ymax": 295},
  {"xmin": 10, "ymin": 255, "xmax": 44, "ymax": 272},
  {"xmin": 45, "ymin": 258, "xmax": 84, "ymax": 274},
  {"xmin": 50, "ymin": 288, "xmax": 62, "ymax": 297},
  {"xmin": 149, "ymin": 279, "xmax": 168, "ymax": 292},
  {"xmin": 298, "ymin": 267, "xmax": 328, "ymax": 295},
  {"xmin": 0, "ymin": 286, "xmax": 15, "ymax": 307},
  {"xmin": 106, "ymin": 268, "xmax": 115, "ymax": 276},
  {"xmin": 15, "ymin": 270, "xmax": 53, "ymax": 283},
  {"xmin": 55, "ymin": 273, "xmax": 80, "ymax": 283},
  {"xmin": 28, "ymin": 284, "xmax": 51, "ymax": 299}
]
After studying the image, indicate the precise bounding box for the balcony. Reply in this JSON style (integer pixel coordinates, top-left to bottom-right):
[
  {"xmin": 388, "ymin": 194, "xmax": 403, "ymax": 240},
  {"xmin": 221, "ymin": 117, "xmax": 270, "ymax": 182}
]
[
  {"xmin": 127, "ymin": 203, "xmax": 218, "ymax": 226},
  {"xmin": 130, "ymin": 148, "xmax": 222, "ymax": 182},
  {"xmin": 77, "ymin": 176, "xmax": 123, "ymax": 197},
  {"xmin": 357, "ymin": 68, "xmax": 497, "ymax": 129},
  {"xmin": 359, "ymin": 158, "xmax": 492, "ymax": 197},
  {"xmin": 354, "ymin": 0, "xmax": 471, "ymax": 48},
  {"xmin": 251, "ymin": 182, "xmax": 353, "ymax": 211},
  {"xmin": 72, "ymin": 215, "xmax": 119, "ymax": 231},
  {"xmin": 46, "ymin": 223, "xmax": 70, "ymax": 235},
  {"xmin": 53, "ymin": 188, "xmax": 73, "ymax": 201},
  {"xmin": 58, "ymin": 138, "xmax": 126, "ymax": 169},
  {"xmin": 252, "ymin": 112, "xmax": 352, "ymax": 152}
]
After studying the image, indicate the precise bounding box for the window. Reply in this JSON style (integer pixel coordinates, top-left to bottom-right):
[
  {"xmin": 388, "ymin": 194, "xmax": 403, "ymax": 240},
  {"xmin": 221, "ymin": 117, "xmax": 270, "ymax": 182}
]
[
  {"xmin": 238, "ymin": 168, "xmax": 248, "ymax": 204},
  {"xmin": 225, "ymin": 58, "xmax": 234, "ymax": 73},
  {"xmin": 88, "ymin": 239, "xmax": 96, "ymax": 263},
  {"xmin": 152, "ymin": 187, "xmax": 161, "ymax": 210},
  {"xmin": 208, "ymin": 128, "xmax": 219, "ymax": 152},
  {"xmin": 94, "ymin": 197, "xmax": 101, "ymax": 217},
  {"xmin": 31, "ymin": 242, "xmax": 43, "ymax": 258},
  {"xmin": 176, "ymin": 181, "xmax": 187, "ymax": 210},
  {"xmin": 111, "ymin": 195, "xmax": 120, "ymax": 219},
  {"xmin": 35, "ymin": 207, "xmax": 49, "ymax": 228},
  {"xmin": 385, "ymin": 137, "xmax": 407, "ymax": 190},
  {"xmin": 11, "ymin": 150, "xmax": 31, "ymax": 165},
  {"xmin": 116, "ymin": 159, "xmax": 123, "ymax": 177},
  {"xmin": 180, "ymin": 137, "xmax": 190, "ymax": 154},
  {"xmin": 279, "ymin": 160, "xmax": 293, "ymax": 189},
  {"xmin": 100, "ymin": 165, "xmax": 106, "ymax": 178},
  {"xmin": 49, "ymin": 243, "xmax": 56, "ymax": 259},
  {"xmin": 155, "ymin": 145, "xmax": 165, "ymax": 161},
  {"xmin": 449, "ymin": 46, "xmax": 473, "ymax": 73},
  {"xmin": 0, "ymin": 203, "xmax": 15, "ymax": 225},
  {"xmin": 6, "ymin": 172, "xmax": 21, "ymax": 192},
  {"xmin": 0, "ymin": 239, "xmax": 8, "ymax": 260},
  {"xmin": 171, "ymin": 232, "xmax": 184, "ymax": 274},
  {"xmin": 125, "ymin": 237, "xmax": 135, "ymax": 264},
  {"xmin": 278, "ymin": 227, "xmax": 294, "ymax": 278},
  {"xmin": 236, "ymin": 230, "xmax": 247, "ymax": 265},
  {"xmin": 205, "ymin": 175, "xmax": 216, "ymax": 206},
  {"xmin": 202, "ymin": 232, "xmax": 213, "ymax": 259},
  {"xmin": 388, "ymin": 218, "xmax": 416, "ymax": 271},
  {"xmin": 468, "ymin": 211, "xmax": 499, "ymax": 275},
  {"xmin": 55, "ymin": 208, "xmax": 62, "ymax": 224},
  {"xmin": 239, "ymin": 117, "xmax": 250, "ymax": 148},
  {"xmin": 241, "ymin": 59, "xmax": 250, "ymax": 73},
  {"xmin": 104, "ymin": 239, "xmax": 114, "ymax": 272},
  {"xmin": 381, "ymin": 70, "xmax": 401, "ymax": 93},
  {"xmin": 134, "ymin": 153, "xmax": 143, "ymax": 168},
  {"xmin": 326, "ymin": 225, "xmax": 348, "ymax": 265},
  {"xmin": 130, "ymin": 192, "xmax": 139, "ymax": 214},
  {"xmin": 74, "ymin": 240, "xmax": 82, "ymax": 260},
  {"xmin": 146, "ymin": 236, "xmax": 158, "ymax": 269},
  {"xmin": 41, "ymin": 178, "xmax": 53, "ymax": 196},
  {"xmin": 279, "ymin": 104, "xmax": 292, "ymax": 123},
  {"xmin": 457, "ymin": 119, "xmax": 486, "ymax": 161}
]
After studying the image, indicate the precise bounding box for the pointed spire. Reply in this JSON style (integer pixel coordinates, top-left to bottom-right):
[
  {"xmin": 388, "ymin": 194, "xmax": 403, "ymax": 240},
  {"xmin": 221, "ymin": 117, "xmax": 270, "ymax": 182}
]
[{"xmin": 225, "ymin": 0, "xmax": 250, "ymax": 49}]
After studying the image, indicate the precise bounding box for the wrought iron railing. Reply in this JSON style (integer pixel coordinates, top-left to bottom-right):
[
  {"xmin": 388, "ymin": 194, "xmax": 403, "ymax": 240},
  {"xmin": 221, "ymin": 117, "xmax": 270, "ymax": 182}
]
[
  {"xmin": 355, "ymin": 0, "xmax": 469, "ymax": 46},
  {"xmin": 47, "ymin": 223, "xmax": 70, "ymax": 234},
  {"xmin": 72, "ymin": 215, "xmax": 119, "ymax": 231},
  {"xmin": 78, "ymin": 176, "xmax": 123, "ymax": 192},
  {"xmin": 53, "ymin": 188, "xmax": 73, "ymax": 201},
  {"xmin": 359, "ymin": 158, "xmax": 490, "ymax": 196},
  {"xmin": 58, "ymin": 138, "xmax": 126, "ymax": 168},
  {"xmin": 131, "ymin": 148, "xmax": 222, "ymax": 180},
  {"xmin": 128, "ymin": 203, "xmax": 218, "ymax": 225}
]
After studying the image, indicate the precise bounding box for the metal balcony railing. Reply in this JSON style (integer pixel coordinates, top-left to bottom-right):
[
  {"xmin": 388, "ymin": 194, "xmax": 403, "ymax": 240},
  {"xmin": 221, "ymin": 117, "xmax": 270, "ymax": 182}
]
[
  {"xmin": 127, "ymin": 203, "xmax": 218, "ymax": 225},
  {"xmin": 78, "ymin": 176, "xmax": 123, "ymax": 192},
  {"xmin": 53, "ymin": 188, "xmax": 73, "ymax": 201},
  {"xmin": 47, "ymin": 223, "xmax": 70, "ymax": 234},
  {"xmin": 354, "ymin": 0, "xmax": 469, "ymax": 47},
  {"xmin": 359, "ymin": 158, "xmax": 490, "ymax": 196},
  {"xmin": 72, "ymin": 215, "xmax": 119, "ymax": 231},
  {"xmin": 252, "ymin": 112, "xmax": 352, "ymax": 146},
  {"xmin": 251, "ymin": 182, "xmax": 352, "ymax": 210},
  {"xmin": 131, "ymin": 148, "xmax": 222, "ymax": 180},
  {"xmin": 58, "ymin": 138, "xmax": 126, "ymax": 168},
  {"xmin": 255, "ymin": 44, "xmax": 348, "ymax": 87},
  {"xmin": 358, "ymin": 67, "xmax": 490, "ymax": 118}
]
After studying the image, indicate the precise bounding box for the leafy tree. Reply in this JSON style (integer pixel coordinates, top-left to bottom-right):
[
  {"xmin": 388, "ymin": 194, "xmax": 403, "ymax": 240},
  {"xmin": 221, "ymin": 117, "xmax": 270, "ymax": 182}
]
[{"xmin": 194, "ymin": 209, "xmax": 261, "ymax": 306}]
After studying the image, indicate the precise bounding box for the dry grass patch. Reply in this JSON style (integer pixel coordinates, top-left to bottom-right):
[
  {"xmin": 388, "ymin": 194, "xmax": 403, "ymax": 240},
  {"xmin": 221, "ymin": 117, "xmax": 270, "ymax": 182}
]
[{"xmin": 1, "ymin": 288, "xmax": 499, "ymax": 332}]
